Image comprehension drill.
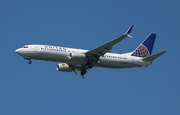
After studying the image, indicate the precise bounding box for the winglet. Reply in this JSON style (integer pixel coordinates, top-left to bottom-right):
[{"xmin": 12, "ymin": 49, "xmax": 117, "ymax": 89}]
[{"xmin": 125, "ymin": 25, "xmax": 133, "ymax": 38}]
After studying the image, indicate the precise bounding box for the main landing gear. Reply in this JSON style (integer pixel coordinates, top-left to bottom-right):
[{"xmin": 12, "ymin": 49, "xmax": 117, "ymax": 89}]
[
  {"xmin": 81, "ymin": 69, "xmax": 87, "ymax": 76},
  {"xmin": 80, "ymin": 69, "xmax": 87, "ymax": 79},
  {"xmin": 79, "ymin": 60, "xmax": 94, "ymax": 78},
  {"xmin": 85, "ymin": 60, "xmax": 94, "ymax": 69}
]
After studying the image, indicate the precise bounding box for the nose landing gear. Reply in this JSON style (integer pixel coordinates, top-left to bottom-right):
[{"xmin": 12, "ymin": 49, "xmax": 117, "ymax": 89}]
[
  {"xmin": 24, "ymin": 57, "xmax": 32, "ymax": 64},
  {"xmin": 28, "ymin": 60, "xmax": 32, "ymax": 64}
]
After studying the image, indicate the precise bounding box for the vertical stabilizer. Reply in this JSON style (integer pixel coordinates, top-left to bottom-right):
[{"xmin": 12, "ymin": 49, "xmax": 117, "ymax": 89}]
[{"xmin": 131, "ymin": 33, "xmax": 156, "ymax": 58}]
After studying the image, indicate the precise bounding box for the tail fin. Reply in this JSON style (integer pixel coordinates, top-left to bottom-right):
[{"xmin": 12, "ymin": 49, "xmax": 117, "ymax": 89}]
[{"xmin": 131, "ymin": 33, "xmax": 156, "ymax": 58}]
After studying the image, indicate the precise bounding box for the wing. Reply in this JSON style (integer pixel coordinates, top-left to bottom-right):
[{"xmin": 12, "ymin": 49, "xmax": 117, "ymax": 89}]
[
  {"xmin": 85, "ymin": 25, "xmax": 133, "ymax": 60},
  {"xmin": 71, "ymin": 25, "xmax": 133, "ymax": 78}
]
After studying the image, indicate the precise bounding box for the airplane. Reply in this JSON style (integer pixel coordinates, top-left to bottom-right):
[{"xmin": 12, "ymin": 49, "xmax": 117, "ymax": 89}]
[{"xmin": 15, "ymin": 26, "xmax": 166, "ymax": 78}]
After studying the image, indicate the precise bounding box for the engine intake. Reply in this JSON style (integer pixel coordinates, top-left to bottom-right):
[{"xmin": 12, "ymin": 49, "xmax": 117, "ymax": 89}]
[{"xmin": 56, "ymin": 63, "xmax": 73, "ymax": 72}]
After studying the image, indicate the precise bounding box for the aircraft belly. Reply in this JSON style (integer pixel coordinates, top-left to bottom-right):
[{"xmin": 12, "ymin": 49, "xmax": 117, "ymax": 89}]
[
  {"xmin": 68, "ymin": 60, "xmax": 86, "ymax": 65},
  {"xmin": 29, "ymin": 50, "xmax": 86, "ymax": 64},
  {"xmin": 97, "ymin": 58, "xmax": 137, "ymax": 68},
  {"xmin": 31, "ymin": 51, "xmax": 69, "ymax": 62}
]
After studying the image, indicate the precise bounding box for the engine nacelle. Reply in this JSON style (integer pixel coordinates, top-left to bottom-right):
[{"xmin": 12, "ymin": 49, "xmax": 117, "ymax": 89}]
[
  {"xmin": 70, "ymin": 53, "xmax": 86, "ymax": 61},
  {"xmin": 56, "ymin": 63, "xmax": 73, "ymax": 72}
]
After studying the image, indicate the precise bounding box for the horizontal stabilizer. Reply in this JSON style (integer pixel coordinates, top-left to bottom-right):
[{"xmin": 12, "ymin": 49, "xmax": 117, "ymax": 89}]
[{"xmin": 143, "ymin": 51, "xmax": 167, "ymax": 61}]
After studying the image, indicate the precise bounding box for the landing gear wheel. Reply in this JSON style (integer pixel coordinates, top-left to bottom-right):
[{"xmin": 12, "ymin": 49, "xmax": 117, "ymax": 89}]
[
  {"xmin": 88, "ymin": 63, "xmax": 94, "ymax": 69},
  {"xmin": 81, "ymin": 69, "xmax": 87, "ymax": 76},
  {"xmin": 28, "ymin": 60, "xmax": 32, "ymax": 64},
  {"xmin": 86, "ymin": 60, "xmax": 94, "ymax": 69}
]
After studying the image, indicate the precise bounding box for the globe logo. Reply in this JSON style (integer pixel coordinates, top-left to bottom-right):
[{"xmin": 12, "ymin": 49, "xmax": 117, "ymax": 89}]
[{"xmin": 132, "ymin": 44, "xmax": 150, "ymax": 58}]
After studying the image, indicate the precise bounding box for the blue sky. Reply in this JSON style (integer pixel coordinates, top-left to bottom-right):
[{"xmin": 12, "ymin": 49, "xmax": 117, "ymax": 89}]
[{"xmin": 1, "ymin": 0, "xmax": 180, "ymax": 115}]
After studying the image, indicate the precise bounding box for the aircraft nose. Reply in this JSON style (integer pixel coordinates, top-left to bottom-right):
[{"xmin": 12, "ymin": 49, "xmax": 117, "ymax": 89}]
[{"xmin": 15, "ymin": 48, "xmax": 23, "ymax": 54}]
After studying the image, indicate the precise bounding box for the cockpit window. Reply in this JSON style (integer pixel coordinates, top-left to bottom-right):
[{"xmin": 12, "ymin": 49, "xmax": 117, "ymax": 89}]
[{"xmin": 23, "ymin": 46, "xmax": 28, "ymax": 48}]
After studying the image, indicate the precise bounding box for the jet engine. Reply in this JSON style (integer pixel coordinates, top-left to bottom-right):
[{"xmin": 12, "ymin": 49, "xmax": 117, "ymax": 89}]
[
  {"xmin": 69, "ymin": 53, "xmax": 86, "ymax": 61},
  {"xmin": 56, "ymin": 63, "xmax": 73, "ymax": 72}
]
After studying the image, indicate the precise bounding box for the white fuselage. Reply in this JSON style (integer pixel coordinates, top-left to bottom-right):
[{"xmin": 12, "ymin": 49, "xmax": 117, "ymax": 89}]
[{"xmin": 15, "ymin": 44, "xmax": 151, "ymax": 68}]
